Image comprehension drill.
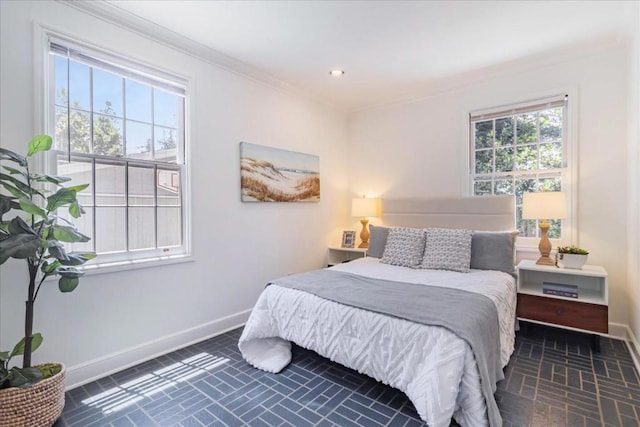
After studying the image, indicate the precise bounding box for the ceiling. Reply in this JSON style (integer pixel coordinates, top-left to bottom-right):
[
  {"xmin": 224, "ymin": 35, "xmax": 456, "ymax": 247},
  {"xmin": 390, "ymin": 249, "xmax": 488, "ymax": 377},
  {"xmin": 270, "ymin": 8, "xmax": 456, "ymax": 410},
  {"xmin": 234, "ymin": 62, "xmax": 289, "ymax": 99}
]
[{"xmin": 103, "ymin": 1, "xmax": 637, "ymax": 112}]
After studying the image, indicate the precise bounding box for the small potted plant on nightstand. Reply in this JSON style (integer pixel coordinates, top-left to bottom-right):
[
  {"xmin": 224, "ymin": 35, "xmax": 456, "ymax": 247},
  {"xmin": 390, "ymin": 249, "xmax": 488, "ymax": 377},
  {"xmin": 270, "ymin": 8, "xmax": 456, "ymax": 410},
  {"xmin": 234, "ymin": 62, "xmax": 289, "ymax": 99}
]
[
  {"xmin": 556, "ymin": 245, "xmax": 589, "ymax": 269},
  {"xmin": 1, "ymin": 135, "xmax": 95, "ymax": 426}
]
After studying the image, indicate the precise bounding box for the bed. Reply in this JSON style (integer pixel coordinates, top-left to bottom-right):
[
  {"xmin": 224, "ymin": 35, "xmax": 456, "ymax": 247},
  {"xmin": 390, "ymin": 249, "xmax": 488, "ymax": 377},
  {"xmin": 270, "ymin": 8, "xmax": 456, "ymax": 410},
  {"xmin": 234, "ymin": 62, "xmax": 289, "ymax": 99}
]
[{"xmin": 239, "ymin": 196, "xmax": 517, "ymax": 427}]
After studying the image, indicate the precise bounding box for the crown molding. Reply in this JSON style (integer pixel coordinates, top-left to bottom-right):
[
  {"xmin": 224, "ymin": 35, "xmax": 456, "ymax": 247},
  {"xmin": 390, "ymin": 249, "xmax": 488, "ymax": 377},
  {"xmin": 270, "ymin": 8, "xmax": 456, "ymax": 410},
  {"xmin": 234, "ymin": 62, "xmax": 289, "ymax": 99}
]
[
  {"xmin": 351, "ymin": 32, "xmax": 629, "ymax": 115},
  {"xmin": 56, "ymin": 0, "xmax": 343, "ymax": 113}
]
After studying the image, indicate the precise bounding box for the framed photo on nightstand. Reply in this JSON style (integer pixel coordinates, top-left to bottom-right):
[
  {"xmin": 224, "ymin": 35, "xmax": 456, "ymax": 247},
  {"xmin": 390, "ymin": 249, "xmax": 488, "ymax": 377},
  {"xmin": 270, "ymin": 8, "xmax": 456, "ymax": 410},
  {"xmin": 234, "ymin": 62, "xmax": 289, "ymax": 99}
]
[{"xmin": 341, "ymin": 231, "xmax": 356, "ymax": 248}]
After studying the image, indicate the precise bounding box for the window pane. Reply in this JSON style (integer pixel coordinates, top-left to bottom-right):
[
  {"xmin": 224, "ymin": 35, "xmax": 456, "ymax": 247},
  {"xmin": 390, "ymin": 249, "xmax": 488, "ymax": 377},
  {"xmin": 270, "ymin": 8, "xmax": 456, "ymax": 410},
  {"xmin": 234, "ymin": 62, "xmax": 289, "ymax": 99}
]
[
  {"xmin": 125, "ymin": 120, "xmax": 152, "ymax": 159},
  {"xmin": 495, "ymin": 117, "xmax": 514, "ymax": 147},
  {"xmin": 515, "ymin": 177, "xmax": 537, "ymax": 205},
  {"xmin": 539, "ymin": 176, "xmax": 561, "ymax": 192},
  {"xmin": 96, "ymin": 207, "xmax": 126, "ymax": 253},
  {"xmin": 475, "ymin": 149, "xmax": 493, "ymax": 174},
  {"xmin": 95, "ymin": 162, "xmax": 125, "ymax": 206},
  {"xmin": 548, "ymin": 219, "xmax": 561, "ymax": 239},
  {"xmin": 515, "ymin": 145, "xmax": 537, "ymax": 170},
  {"xmin": 474, "ymin": 121, "xmax": 493, "ymax": 149},
  {"xmin": 54, "ymin": 107, "xmax": 68, "ymax": 152},
  {"xmin": 494, "ymin": 178, "xmax": 513, "ymax": 195},
  {"xmin": 93, "ymin": 68, "xmax": 123, "ymax": 117},
  {"xmin": 57, "ymin": 155, "xmax": 93, "ymax": 206},
  {"xmin": 69, "ymin": 61, "xmax": 91, "ymax": 111},
  {"xmin": 93, "ymin": 113, "xmax": 123, "ymax": 156},
  {"xmin": 57, "ymin": 207, "xmax": 94, "ymax": 253},
  {"xmin": 158, "ymin": 207, "xmax": 181, "ymax": 247},
  {"xmin": 154, "ymin": 126, "xmax": 177, "ymax": 163},
  {"xmin": 70, "ymin": 109, "xmax": 91, "ymax": 153},
  {"xmin": 157, "ymin": 169, "xmax": 181, "ymax": 206},
  {"xmin": 540, "ymin": 142, "xmax": 562, "ymax": 169},
  {"xmin": 516, "ymin": 207, "xmax": 537, "ymax": 237},
  {"xmin": 473, "ymin": 180, "xmax": 492, "ymax": 196},
  {"xmin": 125, "ymin": 80, "xmax": 152, "ymax": 122},
  {"xmin": 129, "ymin": 207, "xmax": 155, "ymax": 250},
  {"xmin": 495, "ymin": 147, "xmax": 514, "ymax": 172},
  {"xmin": 154, "ymin": 89, "xmax": 178, "ymax": 128},
  {"xmin": 128, "ymin": 165, "xmax": 155, "ymax": 206},
  {"xmin": 540, "ymin": 108, "xmax": 562, "ymax": 142},
  {"xmin": 54, "ymin": 56, "xmax": 68, "ymax": 107},
  {"xmin": 516, "ymin": 113, "xmax": 537, "ymax": 144}
]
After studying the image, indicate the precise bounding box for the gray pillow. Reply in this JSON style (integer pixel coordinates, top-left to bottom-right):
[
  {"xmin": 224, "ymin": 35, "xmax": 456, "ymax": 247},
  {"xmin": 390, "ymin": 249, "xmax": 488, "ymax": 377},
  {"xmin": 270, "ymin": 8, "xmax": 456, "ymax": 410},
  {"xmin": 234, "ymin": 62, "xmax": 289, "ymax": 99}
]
[
  {"xmin": 470, "ymin": 231, "xmax": 518, "ymax": 275},
  {"xmin": 381, "ymin": 227, "xmax": 426, "ymax": 268},
  {"xmin": 368, "ymin": 225, "xmax": 390, "ymax": 258},
  {"xmin": 420, "ymin": 228, "xmax": 473, "ymax": 273}
]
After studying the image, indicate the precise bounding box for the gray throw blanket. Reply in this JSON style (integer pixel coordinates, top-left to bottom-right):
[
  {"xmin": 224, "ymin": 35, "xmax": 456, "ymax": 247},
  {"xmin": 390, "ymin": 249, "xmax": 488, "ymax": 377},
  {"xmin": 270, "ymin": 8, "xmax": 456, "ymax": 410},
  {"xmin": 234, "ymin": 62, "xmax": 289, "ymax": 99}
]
[{"xmin": 271, "ymin": 269, "xmax": 502, "ymax": 427}]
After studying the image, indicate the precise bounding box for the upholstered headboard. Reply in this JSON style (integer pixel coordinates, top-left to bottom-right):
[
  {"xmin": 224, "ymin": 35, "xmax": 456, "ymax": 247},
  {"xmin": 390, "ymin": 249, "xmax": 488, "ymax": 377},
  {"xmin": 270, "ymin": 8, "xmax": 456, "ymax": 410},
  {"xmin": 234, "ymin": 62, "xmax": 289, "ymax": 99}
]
[{"xmin": 381, "ymin": 196, "xmax": 515, "ymax": 230}]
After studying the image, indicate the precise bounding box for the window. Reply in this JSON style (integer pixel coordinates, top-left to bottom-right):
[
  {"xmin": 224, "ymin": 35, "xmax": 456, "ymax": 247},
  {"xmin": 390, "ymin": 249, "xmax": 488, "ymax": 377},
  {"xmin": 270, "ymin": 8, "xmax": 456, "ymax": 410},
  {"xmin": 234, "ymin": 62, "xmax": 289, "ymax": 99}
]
[
  {"xmin": 469, "ymin": 95, "xmax": 570, "ymax": 242},
  {"xmin": 47, "ymin": 37, "xmax": 188, "ymax": 265}
]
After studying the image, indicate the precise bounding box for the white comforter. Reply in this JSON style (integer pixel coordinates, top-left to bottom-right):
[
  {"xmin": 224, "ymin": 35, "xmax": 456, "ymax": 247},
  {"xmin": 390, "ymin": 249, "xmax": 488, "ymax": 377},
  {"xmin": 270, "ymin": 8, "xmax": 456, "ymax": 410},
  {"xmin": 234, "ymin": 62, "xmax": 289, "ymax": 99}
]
[{"xmin": 239, "ymin": 258, "xmax": 516, "ymax": 426}]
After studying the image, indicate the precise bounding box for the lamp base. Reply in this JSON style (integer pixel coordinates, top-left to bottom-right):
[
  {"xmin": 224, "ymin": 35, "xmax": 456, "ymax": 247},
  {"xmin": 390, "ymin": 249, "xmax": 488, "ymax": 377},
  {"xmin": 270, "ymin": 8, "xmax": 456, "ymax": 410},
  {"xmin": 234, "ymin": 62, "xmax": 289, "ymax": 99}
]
[
  {"xmin": 358, "ymin": 218, "xmax": 370, "ymax": 248},
  {"xmin": 535, "ymin": 255, "xmax": 556, "ymax": 266}
]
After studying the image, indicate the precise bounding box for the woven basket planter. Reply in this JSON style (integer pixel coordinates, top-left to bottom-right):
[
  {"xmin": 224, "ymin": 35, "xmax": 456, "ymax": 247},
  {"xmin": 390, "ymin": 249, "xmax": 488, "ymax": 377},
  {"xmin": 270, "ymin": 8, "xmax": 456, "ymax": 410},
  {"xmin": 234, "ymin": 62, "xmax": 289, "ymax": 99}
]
[{"xmin": 0, "ymin": 364, "xmax": 65, "ymax": 427}]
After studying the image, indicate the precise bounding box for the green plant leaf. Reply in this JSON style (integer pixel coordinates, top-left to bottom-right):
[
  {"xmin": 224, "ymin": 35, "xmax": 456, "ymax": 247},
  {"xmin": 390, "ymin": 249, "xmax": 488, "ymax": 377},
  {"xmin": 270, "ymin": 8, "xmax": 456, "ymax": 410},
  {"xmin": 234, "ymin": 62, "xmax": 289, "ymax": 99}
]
[
  {"xmin": 59, "ymin": 276, "xmax": 80, "ymax": 292},
  {"xmin": 27, "ymin": 135, "xmax": 53, "ymax": 157},
  {"xmin": 18, "ymin": 198, "xmax": 46, "ymax": 218},
  {"xmin": 1, "ymin": 182, "xmax": 28, "ymax": 199},
  {"xmin": 0, "ymin": 195, "xmax": 12, "ymax": 217},
  {"xmin": 8, "ymin": 217, "xmax": 37, "ymax": 236},
  {"xmin": 65, "ymin": 184, "xmax": 89, "ymax": 193},
  {"xmin": 57, "ymin": 266, "xmax": 85, "ymax": 278},
  {"xmin": 46, "ymin": 188, "xmax": 77, "ymax": 211},
  {"xmin": 2, "ymin": 166, "xmax": 25, "ymax": 176},
  {"xmin": 69, "ymin": 200, "xmax": 85, "ymax": 218},
  {"xmin": 8, "ymin": 366, "xmax": 43, "ymax": 388},
  {"xmin": 59, "ymin": 251, "xmax": 96, "ymax": 266},
  {"xmin": 9, "ymin": 333, "xmax": 43, "ymax": 359},
  {"xmin": 42, "ymin": 259, "xmax": 62, "ymax": 274},
  {"xmin": 47, "ymin": 242, "xmax": 69, "ymax": 261},
  {"xmin": 0, "ymin": 172, "xmax": 33, "ymax": 194},
  {"xmin": 0, "ymin": 148, "xmax": 27, "ymax": 167},
  {"xmin": 30, "ymin": 173, "xmax": 72, "ymax": 185},
  {"xmin": 52, "ymin": 224, "xmax": 90, "ymax": 243},
  {"xmin": 0, "ymin": 234, "xmax": 41, "ymax": 264},
  {"xmin": 0, "ymin": 351, "xmax": 9, "ymax": 362}
]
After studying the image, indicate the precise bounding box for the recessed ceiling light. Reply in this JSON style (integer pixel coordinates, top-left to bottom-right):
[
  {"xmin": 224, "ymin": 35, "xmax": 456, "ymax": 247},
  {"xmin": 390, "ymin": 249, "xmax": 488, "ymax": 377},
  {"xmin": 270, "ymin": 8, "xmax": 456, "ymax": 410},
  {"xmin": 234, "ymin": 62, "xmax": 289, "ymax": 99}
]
[{"xmin": 329, "ymin": 69, "xmax": 345, "ymax": 77}]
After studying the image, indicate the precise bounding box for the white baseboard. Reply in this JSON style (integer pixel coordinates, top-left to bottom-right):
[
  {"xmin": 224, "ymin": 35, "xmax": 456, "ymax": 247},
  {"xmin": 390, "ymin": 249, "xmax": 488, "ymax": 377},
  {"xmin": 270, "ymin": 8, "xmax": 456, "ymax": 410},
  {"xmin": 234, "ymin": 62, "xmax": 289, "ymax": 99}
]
[
  {"xmin": 625, "ymin": 325, "xmax": 640, "ymax": 372},
  {"xmin": 65, "ymin": 309, "xmax": 252, "ymax": 390},
  {"xmin": 608, "ymin": 322, "xmax": 629, "ymax": 340}
]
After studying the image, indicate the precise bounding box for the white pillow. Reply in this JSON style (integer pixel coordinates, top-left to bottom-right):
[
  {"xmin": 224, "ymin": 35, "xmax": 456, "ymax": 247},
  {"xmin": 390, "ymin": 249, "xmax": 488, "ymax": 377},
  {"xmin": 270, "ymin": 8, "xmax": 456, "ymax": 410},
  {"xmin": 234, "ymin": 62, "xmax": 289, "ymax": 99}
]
[
  {"xmin": 420, "ymin": 228, "xmax": 473, "ymax": 273},
  {"xmin": 381, "ymin": 227, "xmax": 426, "ymax": 268}
]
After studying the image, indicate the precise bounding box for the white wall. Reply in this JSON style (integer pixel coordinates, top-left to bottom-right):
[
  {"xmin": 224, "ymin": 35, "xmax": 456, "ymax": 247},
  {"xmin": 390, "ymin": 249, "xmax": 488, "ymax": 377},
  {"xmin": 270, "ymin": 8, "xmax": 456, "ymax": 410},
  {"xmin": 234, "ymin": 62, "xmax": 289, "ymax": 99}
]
[
  {"xmin": 0, "ymin": 1, "xmax": 349, "ymax": 387},
  {"xmin": 627, "ymin": 2, "xmax": 640, "ymax": 356},
  {"xmin": 348, "ymin": 44, "xmax": 631, "ymax": 328}
]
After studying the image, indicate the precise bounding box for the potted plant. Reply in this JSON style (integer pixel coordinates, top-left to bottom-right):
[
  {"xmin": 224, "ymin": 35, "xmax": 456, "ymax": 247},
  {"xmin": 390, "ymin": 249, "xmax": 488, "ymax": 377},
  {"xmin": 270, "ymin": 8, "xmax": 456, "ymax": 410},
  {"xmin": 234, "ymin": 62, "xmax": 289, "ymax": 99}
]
[
  {"xmin": 0, "ymin": 135, "xmax": 95, "ymax": 426},
  {"xmin": 556, "ymin": 245, "xmax": 589, "ymax": 269}
]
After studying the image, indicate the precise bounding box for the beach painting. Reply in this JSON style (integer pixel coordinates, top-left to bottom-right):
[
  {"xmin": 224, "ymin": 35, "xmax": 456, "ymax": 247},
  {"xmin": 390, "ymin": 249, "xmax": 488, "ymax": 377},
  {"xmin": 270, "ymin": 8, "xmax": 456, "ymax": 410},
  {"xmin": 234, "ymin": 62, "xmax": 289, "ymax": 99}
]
[{"xmin": 240, "ymin": 142, "xmax": 320, "ymax": 202}]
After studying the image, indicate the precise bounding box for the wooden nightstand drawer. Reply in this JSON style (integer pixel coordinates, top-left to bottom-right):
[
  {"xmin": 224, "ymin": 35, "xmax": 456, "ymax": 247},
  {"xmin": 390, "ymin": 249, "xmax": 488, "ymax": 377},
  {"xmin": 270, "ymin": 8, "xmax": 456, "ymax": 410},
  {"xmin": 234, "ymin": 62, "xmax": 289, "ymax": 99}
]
[{"xmin": 517, "ymin": 294, "xmax": 608, "ymax": 333}]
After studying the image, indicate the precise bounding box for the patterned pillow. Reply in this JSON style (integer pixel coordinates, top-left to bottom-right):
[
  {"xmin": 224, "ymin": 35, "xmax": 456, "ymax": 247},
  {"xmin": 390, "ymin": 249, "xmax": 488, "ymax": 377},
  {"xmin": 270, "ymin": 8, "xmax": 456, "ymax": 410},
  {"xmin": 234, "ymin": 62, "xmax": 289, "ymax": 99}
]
[
  {"xmin": 381, "ymin": 227, "xmax": 426, "ymax": 268},
  {"xmin": 420, "ymin": 228, "xmax": 473, "ymax": 273}
]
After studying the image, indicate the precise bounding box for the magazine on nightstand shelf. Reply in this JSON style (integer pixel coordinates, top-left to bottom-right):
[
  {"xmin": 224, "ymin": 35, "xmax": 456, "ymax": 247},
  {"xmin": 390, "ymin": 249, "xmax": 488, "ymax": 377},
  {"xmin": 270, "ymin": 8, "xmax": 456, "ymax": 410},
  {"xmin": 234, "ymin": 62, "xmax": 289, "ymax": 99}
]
[{"xmin": 542, "ymin": 281, "xmax": 578, "ymax": 298}]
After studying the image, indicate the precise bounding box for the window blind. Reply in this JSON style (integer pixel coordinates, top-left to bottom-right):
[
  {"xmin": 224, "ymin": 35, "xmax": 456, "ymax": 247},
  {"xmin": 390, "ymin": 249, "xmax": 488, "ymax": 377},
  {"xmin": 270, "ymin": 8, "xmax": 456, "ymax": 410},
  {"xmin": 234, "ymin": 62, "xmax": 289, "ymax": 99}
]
[
  {"xmin": 49, "ymin": 38, "xmax": 186, "ymax": 97},
  {"xmin": 469, "ymin": 94, "xmax": 567, "ymax": 122}
]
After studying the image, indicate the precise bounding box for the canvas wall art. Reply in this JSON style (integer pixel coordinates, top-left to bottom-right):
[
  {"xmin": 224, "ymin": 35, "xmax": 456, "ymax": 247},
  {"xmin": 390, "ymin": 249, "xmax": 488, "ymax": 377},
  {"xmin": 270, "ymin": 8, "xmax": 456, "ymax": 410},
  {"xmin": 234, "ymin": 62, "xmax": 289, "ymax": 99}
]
[{"xmin": 240, "ymin": 142, "xmax": 320, "ymax": 202}]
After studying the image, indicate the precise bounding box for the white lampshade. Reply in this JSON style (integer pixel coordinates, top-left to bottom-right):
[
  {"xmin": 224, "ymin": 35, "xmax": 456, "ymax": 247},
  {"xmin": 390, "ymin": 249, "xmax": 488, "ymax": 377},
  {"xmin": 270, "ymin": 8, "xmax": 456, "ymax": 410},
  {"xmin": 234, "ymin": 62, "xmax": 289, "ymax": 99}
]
[
  {"xmin": 352, "ymin": 197, "xmax": 380, "ymax": 218},
  {"xmin": 522, "ymin": 191, "xmax": 567, "ymax": 220}
]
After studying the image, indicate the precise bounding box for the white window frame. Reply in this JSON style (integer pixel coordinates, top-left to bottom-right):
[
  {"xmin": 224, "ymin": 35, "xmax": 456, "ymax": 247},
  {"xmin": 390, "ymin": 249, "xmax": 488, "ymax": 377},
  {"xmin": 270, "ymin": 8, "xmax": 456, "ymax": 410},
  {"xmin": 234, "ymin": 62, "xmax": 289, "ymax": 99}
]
[
  {"xmin": 34, "ymin": 26, "xmax": 192, "ymax": 271},
  {"xmin": 466, "ymin": 91, "xmax": 578, "ymax": 249}
]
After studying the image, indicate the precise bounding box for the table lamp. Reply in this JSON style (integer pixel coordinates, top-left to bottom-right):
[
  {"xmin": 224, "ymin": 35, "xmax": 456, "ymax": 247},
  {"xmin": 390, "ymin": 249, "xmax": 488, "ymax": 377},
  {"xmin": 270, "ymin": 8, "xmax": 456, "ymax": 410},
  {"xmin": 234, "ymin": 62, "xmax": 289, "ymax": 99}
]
[
  {"xmin": 352, "ymin": 196, "xmax": 380, "ymax": 248},
  {"xmin": 522, "ymin": 191, "xmax": 567, "ymax": 266}
]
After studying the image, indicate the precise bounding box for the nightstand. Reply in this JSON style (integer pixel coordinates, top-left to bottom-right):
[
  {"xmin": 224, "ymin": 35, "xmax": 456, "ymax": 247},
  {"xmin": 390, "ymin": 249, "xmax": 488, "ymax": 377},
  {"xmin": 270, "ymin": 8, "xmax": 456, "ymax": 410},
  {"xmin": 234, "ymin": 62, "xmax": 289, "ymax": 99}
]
[
  {"xmin": 327, "ymin": 247, "xmax": 367, "ymax": 267},
  {"xmin": 516, "ymin": 259, "xmax": 608, "ymax": 351}
]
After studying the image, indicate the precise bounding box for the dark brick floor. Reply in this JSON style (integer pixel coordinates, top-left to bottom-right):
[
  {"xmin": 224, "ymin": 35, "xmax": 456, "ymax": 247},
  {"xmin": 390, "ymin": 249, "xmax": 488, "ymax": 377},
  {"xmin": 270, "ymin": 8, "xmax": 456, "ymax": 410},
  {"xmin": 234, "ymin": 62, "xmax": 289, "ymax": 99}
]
[{"xmin": 55, "ymin": 323, "xmax": 640, "ymax": 426}]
